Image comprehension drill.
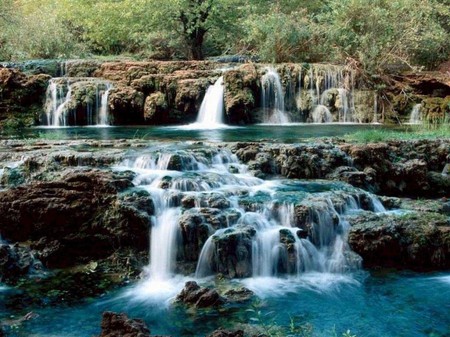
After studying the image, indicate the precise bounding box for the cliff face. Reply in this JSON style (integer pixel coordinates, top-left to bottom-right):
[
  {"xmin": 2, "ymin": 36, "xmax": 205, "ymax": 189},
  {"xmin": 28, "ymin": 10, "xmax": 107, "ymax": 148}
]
[{"xmin": 1, "ymin": 60, "xmax": 449, "ymax": 128}]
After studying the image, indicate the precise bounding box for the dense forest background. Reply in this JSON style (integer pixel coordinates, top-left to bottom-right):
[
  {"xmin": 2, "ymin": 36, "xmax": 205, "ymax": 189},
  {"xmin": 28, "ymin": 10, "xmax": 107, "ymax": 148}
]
[{"xmin": 0, "ymin": 0, "xmax": 449, "ymax": 76}]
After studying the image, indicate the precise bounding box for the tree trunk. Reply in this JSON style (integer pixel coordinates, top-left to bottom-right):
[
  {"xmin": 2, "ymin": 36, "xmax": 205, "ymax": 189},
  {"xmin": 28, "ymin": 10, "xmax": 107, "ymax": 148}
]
[{"xmin": 187, "ymin": 31, "xmax": 205, "ymax": 60}]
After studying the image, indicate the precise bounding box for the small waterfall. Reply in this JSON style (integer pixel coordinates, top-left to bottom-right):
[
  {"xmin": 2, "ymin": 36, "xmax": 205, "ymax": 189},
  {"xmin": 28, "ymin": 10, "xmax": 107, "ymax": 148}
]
[
  {"xmin": 97, "ymin": 85, "xmax": 112, "ymax": 125},
  {"xmin": 44, "ymin": 78, "xmax": 112, "ymax": 127},
  {"xmin": 312, "ymin": 105, "xmax": 333, "ymax": 123},
  {"xmin": 261, "ymin": 68, "xmax": 290, "ymax": 124},
  {"xmin": 194, "ymin": 76, "xmax": 225, "ymax": 128},
  {"xmin": 409, "ymin": 104, "xmax": 422, "ymax": 124}
]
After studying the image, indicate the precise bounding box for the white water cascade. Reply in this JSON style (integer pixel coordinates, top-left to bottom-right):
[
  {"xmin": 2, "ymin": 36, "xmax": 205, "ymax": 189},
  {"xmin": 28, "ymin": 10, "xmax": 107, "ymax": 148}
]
[
  {"xmin": 261, "ymin": 68, "xmax": 290, "ymax": 124},
  {"xmin": 189, "ymin": 76, "xmax": 226, "ymax": 129},
  {"xmin": 409, "ymin": 104, "xmax": 422, "ymax": 124},
  {"xmin": 44, "ymin": 78, "xmax": 112, "ymax": 127},
  {"xmin": 116, "ymin": 144, "xmax": 388, "ymax": 287},
  {"xmin": 299, "ymin": 65, "xmax": 358, "ymax": 123}
]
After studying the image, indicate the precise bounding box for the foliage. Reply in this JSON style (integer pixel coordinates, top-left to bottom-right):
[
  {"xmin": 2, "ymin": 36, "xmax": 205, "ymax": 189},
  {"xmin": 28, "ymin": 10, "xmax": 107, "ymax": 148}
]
[
  {"xmin": 242, "ymin": 7, "xmax": 321, "ymax": 63},
  {"xmin": 318, "ymin": 0, "xmax": 450, "ymax": 73}
]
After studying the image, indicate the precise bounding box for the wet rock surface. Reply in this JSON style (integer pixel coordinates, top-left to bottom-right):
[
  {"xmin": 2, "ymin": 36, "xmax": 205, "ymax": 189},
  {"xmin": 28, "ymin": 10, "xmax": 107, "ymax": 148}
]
[{"xmin": 176, "ymin": 281, "xmax": 226, "ymax": 308}]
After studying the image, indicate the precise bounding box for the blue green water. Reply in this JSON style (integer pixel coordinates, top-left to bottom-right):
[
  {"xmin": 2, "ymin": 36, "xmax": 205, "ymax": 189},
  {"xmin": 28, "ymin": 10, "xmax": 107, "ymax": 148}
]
[
  {"xmin": 1, "ymin": 272, "xmax": 449, "ymax": 337},
  {"xmin": 5, "ymin": 124, "xmax": 402, "ymax": 142}
]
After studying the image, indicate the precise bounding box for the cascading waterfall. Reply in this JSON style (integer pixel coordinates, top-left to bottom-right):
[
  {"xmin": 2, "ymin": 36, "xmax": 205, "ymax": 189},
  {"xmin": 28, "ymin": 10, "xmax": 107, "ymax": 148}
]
[
  {"xmin": 116, "ymin": 144, "xmax": 387, "ymax": 286},
  {"xmin": 44, "ymin": 78, "xmax": 112, "ymax": 127},
  {"xmin": 261, "ymin": 68, "xmax": 290, "ymax": 124},
  {"xmin": 409, "ymin": 104, "xmax": 422, "ymax": 124},
  {"xmin": 300, "ymin": 65, "xmax": 358, "ymax": 123}
]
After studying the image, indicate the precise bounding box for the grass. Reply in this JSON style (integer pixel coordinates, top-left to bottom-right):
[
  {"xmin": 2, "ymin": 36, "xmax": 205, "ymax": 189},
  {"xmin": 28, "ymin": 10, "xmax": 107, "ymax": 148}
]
[{"xmin": 345, "ymin": 123, "xmax": 450, "ymax": 143}]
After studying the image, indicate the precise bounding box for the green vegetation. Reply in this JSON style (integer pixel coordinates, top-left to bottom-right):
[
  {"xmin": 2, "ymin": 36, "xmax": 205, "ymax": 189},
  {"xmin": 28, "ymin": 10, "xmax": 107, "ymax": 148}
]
[
  {"xmin": 345, "ymin": 124, "xmax": 450, "ymax": 143},
  {"xmin": 0, "ymin": 0, "xmax": 448, "ymax": 74}
]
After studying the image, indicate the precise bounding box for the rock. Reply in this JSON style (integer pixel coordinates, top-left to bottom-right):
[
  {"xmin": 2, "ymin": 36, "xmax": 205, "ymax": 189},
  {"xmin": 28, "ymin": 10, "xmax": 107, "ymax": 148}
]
[
  {"xmin": 442, "ymin": 202, "xmax": 450, "ymax": 215},
  {"xmin": 224, "ymin": 64, "xmax": 259, "ymax": 124},
  {"xmin": 209, "ymin": 226, "xmax": 256, "ymax": 278},
  {"xmin": 175, "ymin": 281, "xmax": 226, "ymax": 308},
  {"xmin": 206, "ymin": 328, "xmax": 244, "ymax": 337},
  {"xmin": 0, "ymin": 67, "xmax": 50, "ymax": 127},
  {"xmin": 98, "ymin": 312, "xmax": 150, "ymax": 337}
]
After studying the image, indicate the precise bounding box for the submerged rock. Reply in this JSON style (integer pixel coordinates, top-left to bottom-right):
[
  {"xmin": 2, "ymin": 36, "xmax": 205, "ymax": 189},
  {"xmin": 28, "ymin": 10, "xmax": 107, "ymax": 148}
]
[{"xmin": 98, "ymin": 312, "xmax": 151, "ymax": 337}]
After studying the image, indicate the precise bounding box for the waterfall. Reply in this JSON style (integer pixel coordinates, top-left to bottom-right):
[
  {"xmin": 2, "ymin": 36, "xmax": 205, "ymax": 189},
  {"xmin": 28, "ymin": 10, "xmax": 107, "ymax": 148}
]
[
  {"xmin": 116, "ymin": 144, "xmax": 387, "ymax": 285},
  {"xmin": 409, "ymin": 104, "xmax": 422, "ymax": 124},
  {"xmin": 97, "ymin": 85, "xmax": 112, "ymax": 126},
  {"xmin": 261, "ymin": 68, "xmax": 290, "ymax": 124},
  {"xmin": 44, "ymin": 78, "xmax": 112, "ymax": 127},
  {"xmin": 193, "ymin": 76, "xmax": 225, "ymax": 128}
]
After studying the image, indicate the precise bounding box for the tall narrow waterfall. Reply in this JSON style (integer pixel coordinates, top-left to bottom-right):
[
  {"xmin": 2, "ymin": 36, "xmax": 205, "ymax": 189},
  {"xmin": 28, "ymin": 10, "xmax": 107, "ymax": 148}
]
[
  {"xmin": 194, "ymin": 76, "xmax": 225, "ymax": 128},
  {"xmin": 116, "ymin": 144, "xmax": 387, "ymax": 285},
  {"xmin": 44, "ymin": 78, "xmax": 112, "ymax": 127},
  {"xmin": 261, "ymin": 68, "xmax": 290, "ymax": 124}
]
